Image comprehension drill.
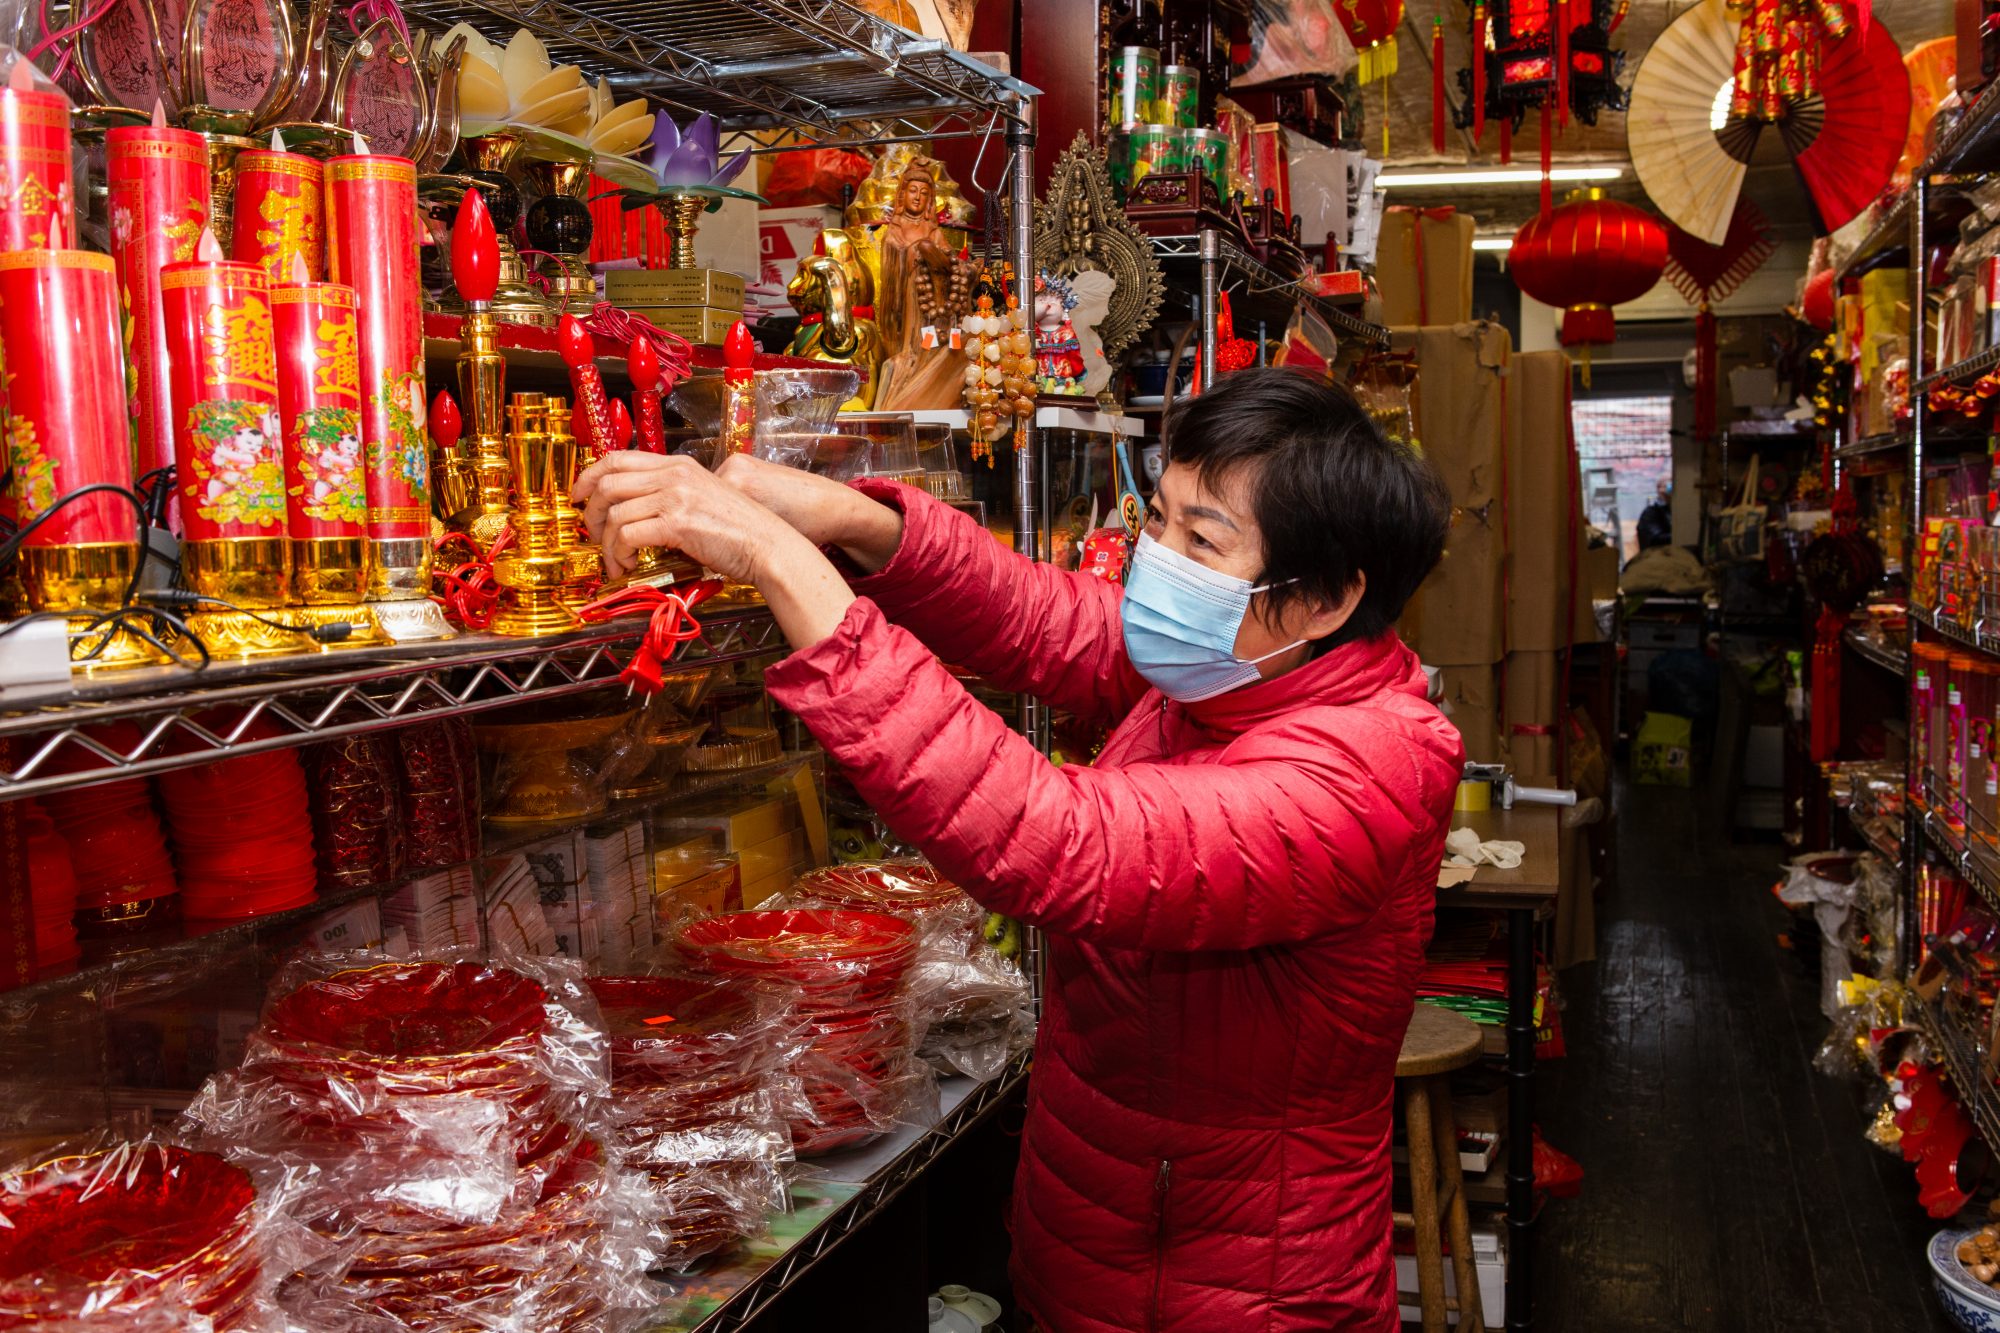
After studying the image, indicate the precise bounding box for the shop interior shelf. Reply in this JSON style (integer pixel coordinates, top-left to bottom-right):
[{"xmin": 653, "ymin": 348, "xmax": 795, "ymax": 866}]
[
  {"xmin": 1910, "ymin": 604, "xmax": 2000, "ymax": 658},
  {"xmin": 0, "ymin": 606, "xmax": 787, "ymax": 801},
  {"xmin": 1926, "ymin": 74, "xmax": 2000, "ymax": 178},
  {"xmin": 1837, "ymin": 192, "xmax": 1912, "ymax": 280},
  {"xmin": 1915, "ymin": 343, "xmax": 2000, "ymax": 396},
  {"xmin": 1846, "ymin": 801, "xmax": 1902, "ymax": 864},
  {"xmin": 1841, "ymin": 624, "xmax": 1909, "ymax": 678},
  {"xmin": 1147, "ymin": 234, "xmax": 1391, "ymax": 348},
  {"xmin": 651, "ymin": 1058, "xmax": 1030, "ymax": 1332},
  {"xmin": 1833, "ymin": 431, "xmax": 1910, "ymax": 461},
  {"xmin": 1920, "ymin": 810, "xmax": 2000, "ymax": 919},
  {"xmin": 1911, "ymin": 993, "xmax": 2000, "ymax": 1156},
  {"xmin": 395, "ymin": 0, "xmax": 1033, "ymax": 144}
]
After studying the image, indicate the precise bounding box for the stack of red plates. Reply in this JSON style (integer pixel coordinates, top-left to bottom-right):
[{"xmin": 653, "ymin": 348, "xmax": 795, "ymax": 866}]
[
  {"xmin": 21, "ymin": 801, "xmax": 79, "ymax": 972},
  {"xmin": 588, "ymin": 975, "xmax": 793, "ymax": 1268},
  {"xmin": 39, "ymin": 779, "xmax": 178, "ymax": 920},
  {"xmin": 0, "ymin": 1144, "xmax": 261, "ymax": 1330},
  {"xmin": 677, "ymin": 910, "xmax": 918, "ymax": 1155},
  {"xmin": 159, "ymin": 751, "xmax": 318, "ymax": 921}
]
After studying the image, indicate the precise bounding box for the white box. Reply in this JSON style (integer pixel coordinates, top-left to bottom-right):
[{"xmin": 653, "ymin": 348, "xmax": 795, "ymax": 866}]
[
  {"xmin": 1395, "ymin": 1226, "xmax": 1505, "ymax": 1328},
  {"xmin": 757, "ymin": 205, "xmax": 841, "ymax": 302}
]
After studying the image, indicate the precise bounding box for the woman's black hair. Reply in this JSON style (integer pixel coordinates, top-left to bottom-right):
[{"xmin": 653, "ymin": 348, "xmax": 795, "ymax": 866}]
[{"xmin": 1163, "ymin": 366, "xmax": 1450, "ymax": 651}]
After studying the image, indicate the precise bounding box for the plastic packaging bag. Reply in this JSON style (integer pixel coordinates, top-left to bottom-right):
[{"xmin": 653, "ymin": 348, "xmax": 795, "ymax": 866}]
[
  {"xmin": 587, "ymin": 972, "xmax": 802, "ymax": 1270},
  {"xmin": 179, "ymin": 950, "xmax": 653, "ymax": 1332}
]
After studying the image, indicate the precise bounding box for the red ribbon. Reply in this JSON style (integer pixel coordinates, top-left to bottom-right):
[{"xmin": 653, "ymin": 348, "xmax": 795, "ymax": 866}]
[
  {"xmin": 1431, "ymin": 18, "xmax": 1447, "ymax": 154},
  {"xmin": 576, "ymin": 579, "xmax": 724, "ymax": 694},
  {"xmin": 580, "ymin": 303, "xmax": 696, "ymax": 394}
]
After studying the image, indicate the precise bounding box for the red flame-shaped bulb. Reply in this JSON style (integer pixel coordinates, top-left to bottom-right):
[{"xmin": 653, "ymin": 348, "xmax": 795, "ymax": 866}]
[
  {"xmin": 626, "ymin": 335, "xmax": 658, "ymax": 393},
  {"xmin": 610, "ymin": 398, "xmax": 634, "ymax": 450},
  {"xmin": 452, "ymin": 188, "xmax": 499, "ymax": 304},
  {"xmin": 723, "ymin": 320, "xmax": 754, "ymax": 385},
  {"xmin": 556, "ymin": 314, "xmax": 595, "ymax": 370},
  {"xmin": 430, "ymin": 390, "xmax": 462, "ymax": 450}
]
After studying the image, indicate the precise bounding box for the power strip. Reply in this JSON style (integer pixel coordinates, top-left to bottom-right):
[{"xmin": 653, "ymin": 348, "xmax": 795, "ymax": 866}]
[{"xmin": 0, "ymin": 616, "xmax": 73, "ymax": 702}]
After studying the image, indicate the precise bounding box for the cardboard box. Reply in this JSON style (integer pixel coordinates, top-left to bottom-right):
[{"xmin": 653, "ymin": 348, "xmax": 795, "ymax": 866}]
[
  {"xmin": 623, "ymin": 305, "xmax": 743, "ymax": 346},
  {"xmin": 1436, "ymin": 663, "xmax": 1501, "ymax": 765},
  {"xmin": 1508, "ymin": 350, "xmax": 1581, "ymax": 652},
  {"xmin": 1390, "ymin": 321, "xmax": 1511, "ymax": 510},
  {"xmin": 1572, "ymin": 545, "xmax": 1619, "ymax": 644},
  {"xmin": 656, "ymin": 857, "xmax": 743, "ymax": 921},
  {"xmin": 654, "ymin": 794, "xmax": 799, "ymax": 851},
  {"xmin": 1402, "ymin": 507, "xmax": 1505, "ymax": 666},
  {"xmin": 1501, "ymin": 650, "xmax": 1562, "ymax": 784},
  {"xmin": 605, "ymin": 267, "xmax": 745, "ymax": 310},
  {"xmin": 1635, "ymin": 711, "xmax": 1694, "ymax": 787},
  {"xmin": 737, "ymin": 828, "xmax": 808, "ymax": 887},
  {"xmin": 1376, "ymin": 208, "xmax": 1475, "ymax": 328},
  {"xmin": 757, "ymin": 205, "xmax": 842, "ymax": 296}
]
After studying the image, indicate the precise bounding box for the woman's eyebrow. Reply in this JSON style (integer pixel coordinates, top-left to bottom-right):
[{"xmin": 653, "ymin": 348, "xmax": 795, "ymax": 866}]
[{"xmin": 1182, "ymin": 504, "xmax": 1240, "ymax": 531}]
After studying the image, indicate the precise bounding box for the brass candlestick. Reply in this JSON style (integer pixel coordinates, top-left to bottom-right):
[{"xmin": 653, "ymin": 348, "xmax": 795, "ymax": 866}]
[
  {"xmin": 546, "ymin": 395, "xmax": 603, "ymax": 606},
  {"xmin": 459, "ymin": 300, "xmax": 510, "ymax": 544},
  {"xmin": 490, "ymin": 394, "xmax": 579, "ymax": 637}
]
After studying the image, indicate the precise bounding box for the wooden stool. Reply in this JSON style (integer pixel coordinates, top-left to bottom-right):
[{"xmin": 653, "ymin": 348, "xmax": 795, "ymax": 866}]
[{"xmin": 1395, "ymin": 1004, "xmax": 1487, "ymax": 1333}]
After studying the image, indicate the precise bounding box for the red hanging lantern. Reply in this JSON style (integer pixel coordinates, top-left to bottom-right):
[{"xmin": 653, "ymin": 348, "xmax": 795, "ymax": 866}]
[
  {"xmin": 1508, "ymin": 189, "xmax": 1667, "ymax": 379},
  {"xmin": 1333, "ymin": 0, "xmax": 1407, "ymax": 84}
]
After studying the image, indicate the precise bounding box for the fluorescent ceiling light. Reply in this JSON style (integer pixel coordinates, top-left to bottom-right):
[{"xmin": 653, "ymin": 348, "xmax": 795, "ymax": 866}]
[
  {"xmin": 1472, "ymin": 236, "xmax": 1514, "ymax": 251},
  {"xmin": 1376, "ymin": 166, "xmax": 1625, "ymax": 187}
]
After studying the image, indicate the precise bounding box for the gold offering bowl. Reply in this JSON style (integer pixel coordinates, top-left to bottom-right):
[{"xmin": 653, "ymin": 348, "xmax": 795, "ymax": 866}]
[{"xmin": 473, "ymin": 706, "xmax": 638, "ymax": 824}]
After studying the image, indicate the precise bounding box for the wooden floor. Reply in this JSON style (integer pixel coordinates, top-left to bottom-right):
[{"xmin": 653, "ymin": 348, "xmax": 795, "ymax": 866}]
[{"xmin": 1531, "ymin": 776, "xmax": 1950, "ymax": 1331}]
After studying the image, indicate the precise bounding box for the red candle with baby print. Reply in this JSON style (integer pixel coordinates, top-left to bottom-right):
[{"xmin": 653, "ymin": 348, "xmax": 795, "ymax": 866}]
[
  {"xmin": 325, "ymin": 152, "xmax": 430, "ymax": 602},
  {"xmin": 272, "ymin": 261, "xmax": 368, "ymax": 604},
  {"xmin": 161, "ymin": 238, "xmax": 292, "ymax": 607}
]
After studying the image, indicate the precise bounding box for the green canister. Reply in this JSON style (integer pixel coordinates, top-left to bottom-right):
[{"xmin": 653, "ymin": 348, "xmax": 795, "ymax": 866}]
[
  {"xmin": 1161, "ymin": 63, "xmax": 1201, "ymax": 128},
  {"xmin": 1111, "ymin": 47, "xmax": 1162, "ymax": 130},
  {"xmin": 1123, "ymin": 125, "xmax": 1183, "ymax": 193},
  {"xmin": 1187, "ymin": 127, "xmax": 1230, "ymax": 203}
]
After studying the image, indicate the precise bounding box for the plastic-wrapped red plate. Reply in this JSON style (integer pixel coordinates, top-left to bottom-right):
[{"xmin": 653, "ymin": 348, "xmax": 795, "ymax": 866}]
[{"xmin": 264, "ymin": 962, "xmax": 549, "ymax": 1063}]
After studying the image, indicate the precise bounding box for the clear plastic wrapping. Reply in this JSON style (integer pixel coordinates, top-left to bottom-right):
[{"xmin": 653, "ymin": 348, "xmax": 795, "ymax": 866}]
[
  {"xmin": 673, "ymin": 909, "xmax": 937, "ymax": 1156},
  {"xmin": 786, "ymin": 863, "xmax": 1034, "ymax": 1081},
  {"xmin": 586, "ymin": 973, "xmax": 801, "ymax": 1270},
  {"xmin": 0, "ymin": 1132, "xmax": 307, "ymax": 1332},
  {"xmin": 179, "ymin": 952, "xmax": 653, "ymax": 1332},
  {"xmin": 305, "ymin": 736, "xmax": 405, "ymax": 890}
]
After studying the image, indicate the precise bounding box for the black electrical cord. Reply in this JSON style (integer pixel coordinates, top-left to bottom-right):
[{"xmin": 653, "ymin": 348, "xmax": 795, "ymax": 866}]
[
  {"xmin": 0, "ymin": 481, "xmax": 154, "ymax": 606},
  {"xmin": 139, "ymin": 589, "xmax": 355, "ymax": 645}
]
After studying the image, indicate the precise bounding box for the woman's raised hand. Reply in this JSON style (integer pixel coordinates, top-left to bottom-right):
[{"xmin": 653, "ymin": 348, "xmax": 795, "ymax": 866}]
[
  {"xmin": 713, "ymin": 453, "xmax": 904, "ymax": 574},
  {"xmin": 571, "ymin": 452, "xmax": 790, "ymax": 582}
]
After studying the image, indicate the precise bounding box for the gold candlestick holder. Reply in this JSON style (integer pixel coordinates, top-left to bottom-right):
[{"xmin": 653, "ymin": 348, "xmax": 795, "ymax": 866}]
[
  {"xmin": 491, "ymin": 394, "xmax": 580, "ymax": 637},
  {"xmin": 456, "ymin": 131, "xmax": 555, "ymax": 327},
  {"xmin": 20, "ymin": 544, "xmax": 171, "ymax": 670},
  {"xmin": 458, "ymin": 299, "xmax": 511, "ymax": 544},
  {"xmin": 544, "ymin": 395, "xmax": 603, "ymax": 606}
]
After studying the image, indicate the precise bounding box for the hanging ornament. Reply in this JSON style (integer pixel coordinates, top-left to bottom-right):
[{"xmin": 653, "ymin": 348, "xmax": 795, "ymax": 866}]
[
  {"xmin": 1730, "ymin": 0, "xmax": 1867, "ymax": 123},
  {"xmin": 1509, "ymin": 189, "xmax": 1668, "ymax": 385},
  {"xmin": 1333, "ymin": 0, "xmax": 1406, "ymax": 85},
  {"xmin": 1661, "ymin": 199, "xmax": 1776, "ymax": 440},
  {"xmin": 961, "ymin": 259, "xmax": 1033, "ymax": 461},
  {"xmin": 1453, "ymin": 0, "xmax": 1629, "ymax": 145}
]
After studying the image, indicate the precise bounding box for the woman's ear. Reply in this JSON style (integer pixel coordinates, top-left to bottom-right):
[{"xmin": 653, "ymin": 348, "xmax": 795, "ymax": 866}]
[{"xmin": 1297, "ymin": 574, "xmax": 1366, "ymax": 642}]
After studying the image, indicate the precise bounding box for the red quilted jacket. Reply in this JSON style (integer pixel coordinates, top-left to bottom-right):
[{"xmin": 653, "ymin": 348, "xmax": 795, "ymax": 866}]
[{"xmin": 765, "ymin": 481, "xmax": 1463, "ymax": 1332}]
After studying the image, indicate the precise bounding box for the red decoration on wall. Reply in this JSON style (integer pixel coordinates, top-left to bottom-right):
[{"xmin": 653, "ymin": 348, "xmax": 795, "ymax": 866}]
[{"xmin": 1661, "ymin": 199, "xmax": 1777, "ymax": 439}]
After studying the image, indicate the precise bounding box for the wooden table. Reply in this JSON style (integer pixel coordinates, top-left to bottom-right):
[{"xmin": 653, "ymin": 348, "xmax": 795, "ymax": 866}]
[{"xmin": 1437, "ymin": 803, "xmax": 1561, "ymax": 1333}]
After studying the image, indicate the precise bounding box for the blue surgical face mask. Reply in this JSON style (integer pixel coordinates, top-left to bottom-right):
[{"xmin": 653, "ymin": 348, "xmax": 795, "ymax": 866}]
[{"xmin": 1120, "ymin": 532, "xmax": 1304, "ymax": 703}]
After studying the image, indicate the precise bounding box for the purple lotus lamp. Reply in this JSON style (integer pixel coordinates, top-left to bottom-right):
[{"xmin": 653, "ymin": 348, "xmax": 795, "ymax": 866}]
[{"xmin": 596, "ymin": 113, "xmax": 761, "ymax": 270}]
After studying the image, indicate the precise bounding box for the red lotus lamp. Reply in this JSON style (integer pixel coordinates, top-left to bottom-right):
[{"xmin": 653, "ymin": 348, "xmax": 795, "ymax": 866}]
[{"xmin": 1509, "ymin": 188, "xmax": 1667, "ymax": 382}]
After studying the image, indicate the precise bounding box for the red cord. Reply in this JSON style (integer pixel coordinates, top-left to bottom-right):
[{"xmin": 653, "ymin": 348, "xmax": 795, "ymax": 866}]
[
  {"xmin": 582, "ymin": 304, "xmax": 696, "ymax": 393},
  {"xmin": 431, "ymin": 529, "xmax": 513, "ymax": 631},
  {"xmin": 576, "ymin": 578, "xmax": 724, "ymax": 693}
]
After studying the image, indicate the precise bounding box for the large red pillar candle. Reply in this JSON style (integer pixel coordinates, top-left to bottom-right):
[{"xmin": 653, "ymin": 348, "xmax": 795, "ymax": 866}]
[
  {"xmin": 324, "ymin": 153, "xmax": 430, "ymax": 601},
  {"xmin": 0, "ymin": 80, "xmax": 73, "ymax": 251},
  {"xmin": 0, "ymin": 250, "xmax": 138, "ymax": 611},
  {"xmin": 107, "ymin": 124, "xmax": 209, "ymax": 483},
  {"xmin": 272, "ymin": 272, "xmax": 368, "ymax": 604},
  {"xmin": 232, "ymin": 148, "xmax": 325, "ymax": 283},
  {"xmin": 160, "ymin": 252, "xmax": 291, "ymax": 607}
]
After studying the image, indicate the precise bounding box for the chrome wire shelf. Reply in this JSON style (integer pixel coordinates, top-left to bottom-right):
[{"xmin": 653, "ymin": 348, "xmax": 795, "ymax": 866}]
[
  {"xmin": 1921, "ymin": 807, "xmax": 2000, "ymax": 919},
  {"xmin": 394, "ymin": 0, "xmax": 1033, "ymax": 143},
  {"xmin": 1149, "ymin": 234, "xmax": 1389, "ymax": 347},
  {"xmin": 0, "ymin": 609, "xmax": 788, "ymax": 800},
  {"xmin": 1832, "ymin": 431, "xmax": 1909, "ymax": 461},
  {"xmin": 1841, "ymin": 624, "xmax": 1908, "ymax": 678},
  {"xmin": 1915, "ymin": 343, "xmax": 2000, "ymax": 396},
  {"xmin": 1909, "ymin": 604, "xmax": 2000, "ymax": 659},
  {"xmin": 1911, "ymin": 992, "xmax": 2000, "ymax": 1156}
]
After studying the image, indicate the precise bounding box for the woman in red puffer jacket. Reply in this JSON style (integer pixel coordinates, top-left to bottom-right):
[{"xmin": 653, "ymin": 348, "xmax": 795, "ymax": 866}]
[{"xmin": 575, "ymin": 368, "xmax": 1462, "ymax": 1331}]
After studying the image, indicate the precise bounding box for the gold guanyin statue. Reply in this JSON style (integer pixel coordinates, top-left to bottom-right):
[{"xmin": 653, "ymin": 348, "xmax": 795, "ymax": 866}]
[{"xmin": 786, "ymin": 148, "xmax": 976, "ymax": 412}]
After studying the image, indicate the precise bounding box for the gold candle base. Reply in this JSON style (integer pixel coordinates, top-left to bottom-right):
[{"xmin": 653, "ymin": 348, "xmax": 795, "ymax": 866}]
[
  {"xmin": 198, "ymin": 132, "xmax": 259, "ymax": 251},
  {"xmin": 657, "ymin": 193, "xmax": 708, "ymax": 271},
  {"xmin": 367, "ymin": 537, "xmax": 433, "ymax": 601},
  {"xmin": 595, "ymin": 549, "xmax": 702, "ymax": 594},
  {"xmin": 182, "ymin": 536, "xmax": 293, "ymax": 608},
  {"xmin": 366, "ymin": 597, "xmax": 457, "ymax": 641},
  {"xmin": 292, "ymin": 536, "xmax": 370, "ymax": 605},
  {"xmin": 66, "ymin": 614, "xmax": 174, "ymax": 671},
  {"xmin": 491, "ymin": 552, "xmax": 579, "ymax": 637},
  {"xmin": 493, "ymin": 239, "xmax": 557, "ymax": 328},
  {"xmin": 21, "ymin": 543, "xmax": 141, "ymax": 612},
  {"xmin": 184, "ymin": 602, "xmax": 393, "ymax": 658},
  {"xmin": 432, "ymin": 454, "xmax": 481, "ymax": 528}
]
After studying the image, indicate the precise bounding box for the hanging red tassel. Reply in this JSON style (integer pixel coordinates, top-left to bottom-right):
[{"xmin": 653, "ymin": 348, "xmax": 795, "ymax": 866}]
[
  {"xmin": 1500, "ymin": 115, "xmax": 1512, "ymax": 164},
  {"xmin": 1432, "ymin": 18, "xmax": 1447, "ymax": 154},
  {"xmin": 1539, "ymin": 102, "xmax": 1553, "ymax": 217},
  {"xmin": 1694, "ymin": 301, "xmax": 1718, "ymax": 440},
  {"xmin": 1555, "ymin": 0, "xmax": 1570, "ymax": 131},
  {"xmin": 1810, "ymin": 605, "xmax": 1844, "ymax": 761},
  {"xmin": 1472, "ymin": 3, "xmax": 1488, "ymax": 146}
]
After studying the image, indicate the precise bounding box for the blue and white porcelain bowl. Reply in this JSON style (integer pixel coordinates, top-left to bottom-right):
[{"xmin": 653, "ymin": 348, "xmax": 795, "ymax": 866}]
[{"xmin": 1929, "ymin": 1229, "xmax": 2000, "ymax": 1332}]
